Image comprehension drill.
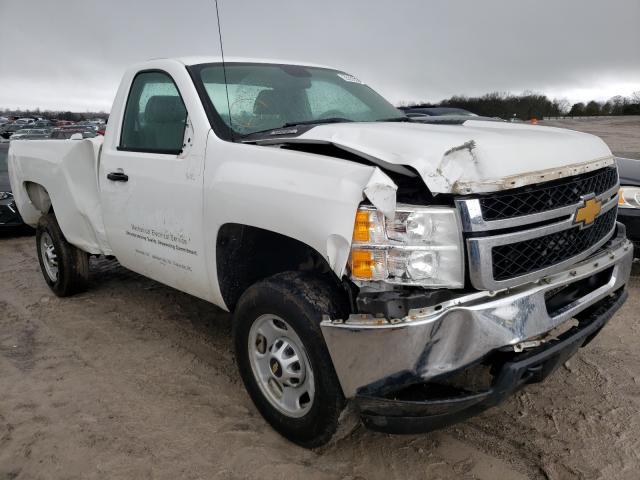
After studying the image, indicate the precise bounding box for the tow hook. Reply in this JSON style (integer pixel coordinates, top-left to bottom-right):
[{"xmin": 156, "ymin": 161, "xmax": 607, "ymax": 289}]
[
  {"xmin": 512, "ymin": 318, "xmax": 580, "ymax": 352},
  {"xmin": 513, "ymin": 339, "xmax": 546, "ymax": 352}
]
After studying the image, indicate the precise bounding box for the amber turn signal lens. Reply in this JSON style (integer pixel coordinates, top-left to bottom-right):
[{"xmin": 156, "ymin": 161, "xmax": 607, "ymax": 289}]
[
  {"xmin": 353, "ymin": 210, "xmax": 370, "ymax": 242},
  {"xmin": 619, "ymin": 188, "xmax": 625, "ymax": 205},
  {"xmin": 351, "ymin": 249, "xmax": 374, "ymax": 279}
]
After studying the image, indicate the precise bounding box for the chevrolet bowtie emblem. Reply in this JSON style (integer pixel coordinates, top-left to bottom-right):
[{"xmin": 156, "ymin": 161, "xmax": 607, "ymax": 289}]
[{"xmin": 574, "ymin": 196, "xmax": 602, "ymax": 228}]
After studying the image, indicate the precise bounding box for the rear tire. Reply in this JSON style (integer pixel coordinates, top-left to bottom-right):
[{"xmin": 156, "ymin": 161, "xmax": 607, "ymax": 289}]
[
  {"xmin": 36, "ymin": 213, "xmax": 89, "ymax": 297},
  {"xmin": 233, "ymin": 271, "xmax": 349, "ymax": 448}
]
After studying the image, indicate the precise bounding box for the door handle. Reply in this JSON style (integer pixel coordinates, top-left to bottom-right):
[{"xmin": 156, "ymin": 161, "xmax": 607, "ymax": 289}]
[{"xmin": 107, "ymin": 171, "xmax": 128, "ymax": 182}]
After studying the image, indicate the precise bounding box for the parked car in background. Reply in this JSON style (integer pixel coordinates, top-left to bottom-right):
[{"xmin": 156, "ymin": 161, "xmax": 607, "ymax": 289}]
[
  {"xmin": 75, "ymin": 121, "xmax": 97, "ymax": 129},
  {"xmin": 399, "ymin": 105, "xmax": 501, "ymax": 124},
  {"xmin": 49, "ymin": 127, "xmax": 97, "ymax": 139},
  {"xmin": 400, "ymin": 106, "xmax": 478, "ymax": 117},
  {"xmin": 0, "ymin": 142, "xmax": 27, "ymax": 230},
  {"xmin": 10, "ymin": 128, "xmax": 51, "ymax": 140},
  {"xmin": 0, "ymin": 122, "xmax": 32, "ymax": 139},
  {"xmin": 0, "ymin": 116, "xmax": 9, "ymax": 126},
  {"xmin": 55, "ymin": 120, "xmax": 76, "ymax": 127},
  {"xmin": 616, "ymin": 156, "xmax": 640, "ymax": 254},
  {"xmin": 15, "ymin": 118, "xmax": 36, "ymax": 125},
  {"xmin": 33, "ymin": 120, "xmax": 53, "ymax": 129}
]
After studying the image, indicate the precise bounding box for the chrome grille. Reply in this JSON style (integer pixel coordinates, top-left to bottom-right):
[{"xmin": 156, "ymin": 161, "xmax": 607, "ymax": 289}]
[
  {"xmin": 492, "ymin": 207, "xmax": 617, "ymax": 281},
  {"xmin": 457, "ymin": 164, "xmax": 620, "ymax": 290},
  {"xmin": 479, "ymin": 166, "xmax": 618, "ymax": 221}
]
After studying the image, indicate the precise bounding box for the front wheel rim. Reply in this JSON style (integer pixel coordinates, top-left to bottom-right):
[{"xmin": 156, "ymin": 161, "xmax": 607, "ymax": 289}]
[
  {"xmin": 248, "ymin": 314, "xmax": 315, "ymax": 418},
  {"xmin": 40, "ymin": 232, "xmax": 59, "ymax": 281}
]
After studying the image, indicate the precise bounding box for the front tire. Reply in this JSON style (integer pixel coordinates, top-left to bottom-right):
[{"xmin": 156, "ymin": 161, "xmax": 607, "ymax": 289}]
[
  {"xmin": 233, "ymin": 272, "xmax": 348, "ymax": 448},
  {"xmin": 36, "ymin": 213, "xmax": 89, "ymax": 297}
]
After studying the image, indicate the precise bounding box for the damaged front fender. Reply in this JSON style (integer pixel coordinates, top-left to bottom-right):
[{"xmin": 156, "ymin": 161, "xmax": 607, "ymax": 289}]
[
  {"xmin": 362, "ymin": 167, "xmax": 397, "ymax": 219},
  {"xmin": 204, "ymin": 137, "xmax": 398, "ymax": 307}
]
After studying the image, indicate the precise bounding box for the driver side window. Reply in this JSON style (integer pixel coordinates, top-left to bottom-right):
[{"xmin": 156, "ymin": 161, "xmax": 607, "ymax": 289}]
[{"xmin": 120, "ymin": 71, "xmax": 187, "ymax": 154}]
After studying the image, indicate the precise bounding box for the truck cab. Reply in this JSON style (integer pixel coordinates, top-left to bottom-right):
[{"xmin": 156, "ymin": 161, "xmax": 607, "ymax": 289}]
[{"xmin": 8, "ymin": 57, "xmax": 633, "ymax": 447}]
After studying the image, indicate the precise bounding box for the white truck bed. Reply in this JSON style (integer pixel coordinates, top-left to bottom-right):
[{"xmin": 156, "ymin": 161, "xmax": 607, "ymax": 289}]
[{"xmin": 9, "ymin": 137, "xmax": 110, "ymax": 254}]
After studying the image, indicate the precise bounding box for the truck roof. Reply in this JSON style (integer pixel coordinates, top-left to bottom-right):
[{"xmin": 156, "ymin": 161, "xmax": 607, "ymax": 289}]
[{"xmin": 170, "ymin": 56, "xmax": 337, "ymax": 70}]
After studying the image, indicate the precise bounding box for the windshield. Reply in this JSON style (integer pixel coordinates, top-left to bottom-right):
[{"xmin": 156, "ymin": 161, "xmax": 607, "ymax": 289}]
[{"xmin": 194, "ymin": 63, "xmax": 403, "ymax": 137}]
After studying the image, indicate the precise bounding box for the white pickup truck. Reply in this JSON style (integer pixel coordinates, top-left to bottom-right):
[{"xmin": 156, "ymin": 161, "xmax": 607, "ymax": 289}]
[{"xmin": 8, "ymin": 57, "xmax": 632, "ymax": 447}]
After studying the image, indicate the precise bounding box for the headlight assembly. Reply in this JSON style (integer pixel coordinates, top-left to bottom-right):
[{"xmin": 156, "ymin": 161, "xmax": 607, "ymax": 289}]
[
  {"xmin": 349, "ymin": 204, "xmax": 464, "ymax": 288},
  {"xmin": 619, "ymin": 187, "xmax": 640, "ymax": 209}
]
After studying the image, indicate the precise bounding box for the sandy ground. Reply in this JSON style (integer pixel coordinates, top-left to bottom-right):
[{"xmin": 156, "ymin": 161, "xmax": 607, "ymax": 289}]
[
  {"xmin": 2, "ymin": 117, "xmax": 640, "ymax": 480},
  {"xmin": 541, "ymin": 116, "xmax": 640, "ymax": 160}
]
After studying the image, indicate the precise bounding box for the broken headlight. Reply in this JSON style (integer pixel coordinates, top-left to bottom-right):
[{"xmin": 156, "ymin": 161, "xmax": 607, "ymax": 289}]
[
  {"xmin": 619, "ymin": 187, "xmax": 640, "ymax": 209},
  {"xmin": 350, "ymin": 205, "xmax": 464, "ymax": 288}
]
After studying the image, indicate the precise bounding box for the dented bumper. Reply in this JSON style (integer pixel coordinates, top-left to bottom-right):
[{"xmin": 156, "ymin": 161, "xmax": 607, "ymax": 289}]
[
  {"xmin": 321, "ymin": 226, "xmax": 633, "ymax": 400},
  {"xmin": 357, "ymin": 287, "xmax": 628, "ymax": 434}
]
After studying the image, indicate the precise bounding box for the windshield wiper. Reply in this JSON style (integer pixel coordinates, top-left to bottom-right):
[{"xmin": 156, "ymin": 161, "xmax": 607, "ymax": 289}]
[
  {"xmin": 242, "ymin": 118, "xmax": 354, "ymax": 139},
  {"xmin": 281, "ymin": 117, "xmax": 354, "ymax": 128}
]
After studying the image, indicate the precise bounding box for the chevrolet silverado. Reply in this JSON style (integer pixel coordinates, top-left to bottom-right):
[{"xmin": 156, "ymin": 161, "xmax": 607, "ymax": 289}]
[{"xmin": 8, "ymin": 57, "xmax": 632, "ymax": 447}]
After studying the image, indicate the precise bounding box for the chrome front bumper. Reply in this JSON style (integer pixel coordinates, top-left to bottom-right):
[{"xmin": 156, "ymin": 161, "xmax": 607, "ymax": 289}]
[{"xmin": 321, "ymin": 226, "xmax": 633, "ymax": 398}]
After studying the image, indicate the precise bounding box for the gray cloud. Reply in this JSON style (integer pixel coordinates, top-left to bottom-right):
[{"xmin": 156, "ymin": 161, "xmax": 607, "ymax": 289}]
[{"xmin": 1, "ymin": 0, "xmax": 639, "ymax": 111}]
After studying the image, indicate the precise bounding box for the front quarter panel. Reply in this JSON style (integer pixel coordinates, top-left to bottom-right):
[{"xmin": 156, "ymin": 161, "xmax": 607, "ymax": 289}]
[{"xmin": 203, "ymin": 133, "xmax": 381, "ymax": 308}]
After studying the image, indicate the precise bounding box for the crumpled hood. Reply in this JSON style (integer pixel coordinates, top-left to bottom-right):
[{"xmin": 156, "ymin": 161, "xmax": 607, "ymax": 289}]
[{"xmin": 290, "ymin": 120, "xmax": 614, "ymax": 194}]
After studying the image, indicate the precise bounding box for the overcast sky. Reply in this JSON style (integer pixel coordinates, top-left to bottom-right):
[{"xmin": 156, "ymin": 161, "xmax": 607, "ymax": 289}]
[{"xmin": 1, "ymin": 0, "xmax": 639, "ymax": 111}]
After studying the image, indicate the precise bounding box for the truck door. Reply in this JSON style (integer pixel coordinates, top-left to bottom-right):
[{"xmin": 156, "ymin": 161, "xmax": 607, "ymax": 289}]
[{"xmin": 99, "ymin": 69, "xmax": 211, "ymax": 301}]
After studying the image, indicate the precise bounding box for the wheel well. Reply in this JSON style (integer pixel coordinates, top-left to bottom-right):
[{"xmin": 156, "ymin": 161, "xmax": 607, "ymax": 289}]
[
  {"xmin": 216, "ymin": 223, "xmax": 340, "ymax": 311},
  {"xmin": 24, "ymin": 182, "xmax": 52, "ymax": 213}
]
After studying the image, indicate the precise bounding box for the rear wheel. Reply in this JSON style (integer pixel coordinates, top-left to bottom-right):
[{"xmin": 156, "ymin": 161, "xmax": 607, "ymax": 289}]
[
  {"xmin": 36, "ymin": 213, "xmax": 89, "ymax": 297},
  {"xmin": 233, "ymin": 272, "xmax": 349, "ymax": 447}
]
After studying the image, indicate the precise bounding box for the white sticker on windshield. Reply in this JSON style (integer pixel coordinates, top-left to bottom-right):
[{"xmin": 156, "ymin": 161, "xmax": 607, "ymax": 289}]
[{"xmin": 338, "ymin": 73, "xmax": 363, "ymax": 84}]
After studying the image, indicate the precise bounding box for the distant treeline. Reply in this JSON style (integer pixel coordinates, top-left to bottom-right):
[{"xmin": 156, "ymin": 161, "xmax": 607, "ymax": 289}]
[
  {"xmin": 401, "ymin": 91, "xmax": 640, "ymax": 120},
  {"xmin": 4, "ymin": 91, "xmax": 640, "ymax": 122},
  {"xmin": 0, "ymin": 108, "xmax": 108, "ymax": 122}
]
